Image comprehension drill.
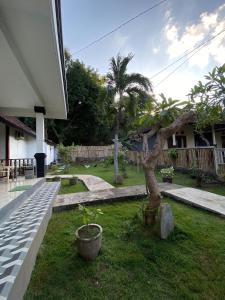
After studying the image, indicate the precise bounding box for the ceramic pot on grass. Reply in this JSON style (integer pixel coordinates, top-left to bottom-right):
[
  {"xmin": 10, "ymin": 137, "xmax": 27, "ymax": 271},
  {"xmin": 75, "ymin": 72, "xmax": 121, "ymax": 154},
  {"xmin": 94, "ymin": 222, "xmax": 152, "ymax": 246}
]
[
  {"xmin": 75, "ymin": 223, "xmax": 102, "ymax": 261},
  {"xmin": 162, "ymin": 177, "xmax": 173, "ymax": 183}
]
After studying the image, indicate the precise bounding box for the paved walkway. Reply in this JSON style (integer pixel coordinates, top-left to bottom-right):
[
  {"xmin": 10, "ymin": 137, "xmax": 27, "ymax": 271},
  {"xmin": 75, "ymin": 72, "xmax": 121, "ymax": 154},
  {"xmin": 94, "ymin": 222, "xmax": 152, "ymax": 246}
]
[
  {"xmin": 0, "ymin": 181, "xmax": 60, "ymax": 300},
  {"xmin": 54, "ymin": 182, "xmax": 183, "ymax": 212},
  {"xmin": 53, "ymin": 174, "xmax": 225, "ymax": 217},
  {"xmin": 163, "ymin": 187, "xmax": 225, "ymax": 217},
  {"xmin": 46, "ymin": 174, "xmax": 113, "ymax": 191}
]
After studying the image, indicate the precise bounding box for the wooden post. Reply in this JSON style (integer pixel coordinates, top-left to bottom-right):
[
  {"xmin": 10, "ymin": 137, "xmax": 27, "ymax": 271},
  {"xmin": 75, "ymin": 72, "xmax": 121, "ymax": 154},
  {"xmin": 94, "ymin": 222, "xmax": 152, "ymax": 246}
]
[
  {"xmin": 136, "ymin": 152, "xmax": 140, "ymax": 173},
  {"xmin": 213, "ymin": 147, "xmax": 218, "ymax": 175}
]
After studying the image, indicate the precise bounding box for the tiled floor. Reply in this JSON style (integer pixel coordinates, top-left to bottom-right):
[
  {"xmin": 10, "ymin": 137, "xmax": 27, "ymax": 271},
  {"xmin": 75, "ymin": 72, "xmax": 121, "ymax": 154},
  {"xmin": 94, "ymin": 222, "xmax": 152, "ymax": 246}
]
[
  {"xmin": 0, "ymin": 181, "xmax": 60, "ymax": 300},
  {"xmin": 0, "ymin": 177, "xmax": 42, "ymax": 211}
]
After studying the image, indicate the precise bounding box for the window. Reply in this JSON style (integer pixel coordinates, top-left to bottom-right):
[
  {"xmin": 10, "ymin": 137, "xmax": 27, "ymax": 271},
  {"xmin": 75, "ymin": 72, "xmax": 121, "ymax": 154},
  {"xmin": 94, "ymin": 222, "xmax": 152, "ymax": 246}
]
[
  {"xmin": 167, "ymin": 135, "xmax": 187, "ymax": 148},
  {"xmin": 15, "ymin": 130, "xmax": 24, "ymax": 140},
  {"xmin": 194, "ymin": 132, "xmax": 213, "ymax": 147},
  {"xmin": 222, "ymin": 136, "xmax": 225, "ymax": 148}
]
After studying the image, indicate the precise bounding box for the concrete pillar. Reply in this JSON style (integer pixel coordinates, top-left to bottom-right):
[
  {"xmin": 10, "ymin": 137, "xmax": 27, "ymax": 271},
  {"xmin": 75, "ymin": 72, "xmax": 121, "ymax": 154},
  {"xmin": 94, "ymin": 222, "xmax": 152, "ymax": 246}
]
[
  {"xmin": 172, "ymin": 134, "xmax": 176, "ymax": 146},
  {"xmin": 36, "ymin": 113, "xmax": 45, "ymax": 153},
  {"xmin": 212, "ymin": 125, "xmax": 217, "ymax": 147},
  {"xmin": 34, "ymin": 112, "xmax": 46, "ymax": 177}
]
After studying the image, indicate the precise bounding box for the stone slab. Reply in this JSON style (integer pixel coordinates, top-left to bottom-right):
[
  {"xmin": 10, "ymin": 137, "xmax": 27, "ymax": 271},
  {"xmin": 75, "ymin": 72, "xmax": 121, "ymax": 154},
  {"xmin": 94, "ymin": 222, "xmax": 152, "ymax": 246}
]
[
  {"xmin": 53, "ymin": 185, "xmax": 147, "ymax": 212},
  {"xmin": 162, "ymin": 187, "xmax": 225, "ymax": 217},
  {"xmin": 160, "ymin": 204, "xmax": 174, "ymax": 239},
  {"xmin": 54, "ymin": 179, "xmax": 225, "ymax": 219},
  {"xmin": 53, "ymin": 183, "xmax": 183, "ymax": 212},
  {"xmin": 46, "ymin": 174, "xmax": 113, "ymax": 191}
]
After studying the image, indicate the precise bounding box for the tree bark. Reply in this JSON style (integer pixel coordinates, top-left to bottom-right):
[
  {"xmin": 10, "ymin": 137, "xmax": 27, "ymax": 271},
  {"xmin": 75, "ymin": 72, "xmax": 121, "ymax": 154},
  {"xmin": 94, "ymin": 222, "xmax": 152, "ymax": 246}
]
[
  {"xmin": 113, "ymin": 93, "xmax": 123, "ymax": 183},
  {"xmin": 142, "ymin": 111, "xmax": 195, "ymax": 225},
  {"xmin": 114, "ymin": 133, "xmax": 119, "ymax": 183}
]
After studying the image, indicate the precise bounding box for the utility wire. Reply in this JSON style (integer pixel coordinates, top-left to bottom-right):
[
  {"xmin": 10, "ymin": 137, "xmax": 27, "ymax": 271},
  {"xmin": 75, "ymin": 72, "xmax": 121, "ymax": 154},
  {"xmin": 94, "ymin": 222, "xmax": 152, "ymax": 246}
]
[
  {"xmin": 154, "ymin": 28, "xmax": 225, "ymax": 88},
  {"xmin": 73, "ymin": 0, "xmax": 168, "ymax": 55},
  {"xmin": 150, "ymin": 33, "xmax": 221, "ymax": 80}
]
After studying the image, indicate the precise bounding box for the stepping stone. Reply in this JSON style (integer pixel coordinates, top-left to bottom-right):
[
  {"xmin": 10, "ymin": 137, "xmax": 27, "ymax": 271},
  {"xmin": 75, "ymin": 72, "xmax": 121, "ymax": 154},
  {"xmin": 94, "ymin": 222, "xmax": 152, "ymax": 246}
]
[{"xmin": 160, "ymin": 203, "xmax": 174, "ymax": 239}]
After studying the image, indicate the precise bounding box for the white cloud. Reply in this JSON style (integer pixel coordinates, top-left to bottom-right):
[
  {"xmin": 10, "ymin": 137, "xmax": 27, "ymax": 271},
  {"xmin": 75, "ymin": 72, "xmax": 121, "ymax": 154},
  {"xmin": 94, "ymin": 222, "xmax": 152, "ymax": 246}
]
[
  {"xmin": 164, "ymin": 9, "xmax": 171, "ymax": 19},
  {"xmin": 153, "ymin": 71, "xmax": 197, "ymax": 100},
  {"xmin": 153, "ymin": 47, "xmax": 160, "ymax": 54},
  {"xmin": 164, "ymin": 3, "xmax": 225, "ymax": 69},
  {"xmin": 110, "ymin": 32, "xmax": 131, "ymax": 54}
]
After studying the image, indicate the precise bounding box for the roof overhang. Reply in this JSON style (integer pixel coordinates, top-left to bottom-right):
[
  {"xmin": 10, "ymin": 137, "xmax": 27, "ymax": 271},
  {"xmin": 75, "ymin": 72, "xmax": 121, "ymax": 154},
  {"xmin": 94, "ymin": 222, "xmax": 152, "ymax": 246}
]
[{"xmin": 0, "ymin": 0, "xmax": 68, "ymax": 119}]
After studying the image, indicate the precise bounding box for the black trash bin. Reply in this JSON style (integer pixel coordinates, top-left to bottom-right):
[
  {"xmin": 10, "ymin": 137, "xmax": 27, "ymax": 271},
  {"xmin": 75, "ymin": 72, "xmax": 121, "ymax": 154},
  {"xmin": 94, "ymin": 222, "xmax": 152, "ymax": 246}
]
[{"xmin": 34, "ymin": 153, "xmax": 46, "ymax": 178}]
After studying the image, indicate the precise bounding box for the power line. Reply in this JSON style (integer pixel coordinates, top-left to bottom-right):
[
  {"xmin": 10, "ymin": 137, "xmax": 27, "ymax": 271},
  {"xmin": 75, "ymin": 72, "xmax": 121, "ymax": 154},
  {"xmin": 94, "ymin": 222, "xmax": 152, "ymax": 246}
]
[
  {"xmin": 150, "ymin": 34, "xmax": 218, "ymax": 80},
  {"xmin": 73, "ymin": 0, "xmax": 168, "ymax": 55},
  {"xmin": 154, "ymin": 28, "xmax": 225, "ymax": 88}
]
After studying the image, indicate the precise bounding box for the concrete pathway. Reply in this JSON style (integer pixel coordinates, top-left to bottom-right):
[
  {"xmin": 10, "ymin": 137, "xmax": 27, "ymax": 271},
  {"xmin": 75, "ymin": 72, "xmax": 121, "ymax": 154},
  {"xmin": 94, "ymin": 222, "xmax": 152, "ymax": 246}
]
[
  {"xmin": 163, "ymin": 187, "xmax": 225, "ymax": 217},
  {"xmin": 53, "ymin": 183, "xmax": 182, "ymax": 212},
  {"xmin": 53, "ymin": 174, "xmax": 225, "ymax": 217},
  {"xmin": 46, "ymin": 174, "xmax": 113, "ymax": 191}
]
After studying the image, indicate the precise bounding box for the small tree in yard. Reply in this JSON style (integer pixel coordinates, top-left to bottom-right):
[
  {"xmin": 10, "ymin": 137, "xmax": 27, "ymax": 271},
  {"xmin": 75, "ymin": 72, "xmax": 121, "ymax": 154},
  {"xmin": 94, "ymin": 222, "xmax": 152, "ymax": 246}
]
[
  {"xmin": 139, "ymin": 64, "xmax": 225, "ymax": 226},
  {"xmin": 106, "ymin": 53, "xmax": 152, "ymax": 183}
]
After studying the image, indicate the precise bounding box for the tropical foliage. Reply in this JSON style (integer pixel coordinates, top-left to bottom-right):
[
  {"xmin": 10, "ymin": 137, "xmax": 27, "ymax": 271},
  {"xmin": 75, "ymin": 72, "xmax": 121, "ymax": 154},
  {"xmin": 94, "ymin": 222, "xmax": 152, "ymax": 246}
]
[
  {"xmin": 190, "ymin": 64, "xmax": 225, "ymax": 130},
  {"xmin": 106, "ymin": 53, "xmax": 152, "ymax": 181}
]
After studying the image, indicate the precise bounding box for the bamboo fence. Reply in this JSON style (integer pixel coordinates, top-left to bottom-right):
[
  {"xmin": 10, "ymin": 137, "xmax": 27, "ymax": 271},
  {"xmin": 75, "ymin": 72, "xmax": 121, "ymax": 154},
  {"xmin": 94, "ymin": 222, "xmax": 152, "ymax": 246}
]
[{"xmin": 127, "ymin": 147, "xmax": 216, "ymax": 174}]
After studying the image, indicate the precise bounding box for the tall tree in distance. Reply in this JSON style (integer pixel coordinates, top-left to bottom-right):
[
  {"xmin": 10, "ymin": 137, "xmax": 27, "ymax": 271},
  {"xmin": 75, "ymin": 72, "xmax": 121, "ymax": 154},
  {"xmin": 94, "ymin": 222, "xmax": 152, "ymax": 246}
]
[
  {"xmin": 106, "ymin": 53, "xmax": 152, "ymax": 183},
  {"xmin": 47, "ymin": 50, "xmax": 114, "ymax": 145}
]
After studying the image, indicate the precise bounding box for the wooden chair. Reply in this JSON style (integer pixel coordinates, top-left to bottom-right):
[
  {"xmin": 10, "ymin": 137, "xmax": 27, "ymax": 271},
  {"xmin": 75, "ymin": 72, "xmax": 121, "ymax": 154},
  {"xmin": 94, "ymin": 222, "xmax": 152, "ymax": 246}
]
[{"xmin": 0, "ymin": 162, "xmax": 10, "ymax": 183}]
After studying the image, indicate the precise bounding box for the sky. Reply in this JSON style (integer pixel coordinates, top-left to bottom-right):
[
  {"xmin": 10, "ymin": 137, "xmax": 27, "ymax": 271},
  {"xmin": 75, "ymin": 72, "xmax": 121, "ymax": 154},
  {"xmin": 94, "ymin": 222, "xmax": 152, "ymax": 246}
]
[{"xmin": 61, "ymin": 0, "xmax": 225, "ymax": 100}]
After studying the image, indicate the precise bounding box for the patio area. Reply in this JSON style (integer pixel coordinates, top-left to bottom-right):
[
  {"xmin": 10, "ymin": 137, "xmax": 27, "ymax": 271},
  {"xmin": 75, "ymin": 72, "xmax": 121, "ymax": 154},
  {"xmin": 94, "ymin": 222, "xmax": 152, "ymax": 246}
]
[{"xmin": 0, "ymin": 177, "xmax": 44, "ymax": 223}]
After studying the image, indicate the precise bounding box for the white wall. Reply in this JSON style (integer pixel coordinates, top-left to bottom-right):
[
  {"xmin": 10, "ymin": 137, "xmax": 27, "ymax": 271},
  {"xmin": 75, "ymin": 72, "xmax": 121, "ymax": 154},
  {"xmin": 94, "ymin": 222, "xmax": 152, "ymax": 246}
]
[
  {"xmin": 185, "ymin": 125, "xmax": 195, "ymax": 148},
  {"xmin": 9, "ymin": 127, "xmax": 55, "ymax": 165},
  {"xmin": 0, "ymin": 123, "xmax": 6, "ymax": 159},
  {"xmin": 45, "ymin": 143, "xmax": 56, "ymax": 165},
  {"xmin": 164, "ymin": 124, "xmax": 195, "ymax": 149},
  {"xmin": 9, "ymin": 128, "xmax": 29, "ymax": 159}
]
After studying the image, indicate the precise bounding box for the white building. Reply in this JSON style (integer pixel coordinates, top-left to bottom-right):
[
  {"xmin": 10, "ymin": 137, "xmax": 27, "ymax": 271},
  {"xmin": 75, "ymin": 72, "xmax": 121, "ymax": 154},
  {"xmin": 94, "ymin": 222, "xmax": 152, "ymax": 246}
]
[
  {"xmin": 0, "ymin": 0, "xmax": 68, "ymax": 177},
  {"xmin": 0, "ymin": 113, "xmax": 56, "ymax": 166}
]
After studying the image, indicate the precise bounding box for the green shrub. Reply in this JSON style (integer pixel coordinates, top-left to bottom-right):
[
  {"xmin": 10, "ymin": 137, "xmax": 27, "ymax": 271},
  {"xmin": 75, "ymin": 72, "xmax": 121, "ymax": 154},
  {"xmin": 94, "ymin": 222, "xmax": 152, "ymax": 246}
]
[
  {"xmin": 57, "ymin": 144, "xmax": 72, "ymax": 164},
  {"xmin": 168, "ymin": 149, "xmax": 178, "ymax": 160}
]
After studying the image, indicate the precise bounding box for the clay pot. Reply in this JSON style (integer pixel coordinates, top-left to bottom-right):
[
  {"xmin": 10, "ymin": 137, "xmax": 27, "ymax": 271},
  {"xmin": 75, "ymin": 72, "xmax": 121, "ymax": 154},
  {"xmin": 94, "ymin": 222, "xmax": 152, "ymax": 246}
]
[
  {"xmin": 75, "ymin": 224, "xmax": 102, "ymax": 261},
  {"xmin": 162, "ymin": 177, "xmax": 172, "ymax": 183}
]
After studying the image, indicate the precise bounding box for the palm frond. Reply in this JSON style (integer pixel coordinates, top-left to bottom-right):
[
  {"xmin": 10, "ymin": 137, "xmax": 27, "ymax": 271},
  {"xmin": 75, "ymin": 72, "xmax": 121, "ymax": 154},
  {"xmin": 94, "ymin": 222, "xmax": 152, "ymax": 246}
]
[
  {"xmin": 119, "ymin": 53, "xmax": 134, "ymax": 78},
  {"xmin": 125, "ymin": 73, "xmax": 152, "ymax": 92}
]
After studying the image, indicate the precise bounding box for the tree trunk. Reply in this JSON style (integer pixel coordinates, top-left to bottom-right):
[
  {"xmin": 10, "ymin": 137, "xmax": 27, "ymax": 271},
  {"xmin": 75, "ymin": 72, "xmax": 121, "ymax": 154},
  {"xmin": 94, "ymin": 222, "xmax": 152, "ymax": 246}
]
[
  {"xmin": 142, "ymin": 111, "xmax": 195, "ymax": 226},
  {"xmin": 113, "ymin": 93, "xmax": 122, "ymax": 183},
  {"xmin": 114, "ymin": 133, "xmax": 119, "ymax": 183},
  {"xmin": 114, "ymin": 105, "xmax": 121, "ymax": 183},
  {"xmin": 143, "ymin": 160, "xmax": 161, "ymax": 225}
]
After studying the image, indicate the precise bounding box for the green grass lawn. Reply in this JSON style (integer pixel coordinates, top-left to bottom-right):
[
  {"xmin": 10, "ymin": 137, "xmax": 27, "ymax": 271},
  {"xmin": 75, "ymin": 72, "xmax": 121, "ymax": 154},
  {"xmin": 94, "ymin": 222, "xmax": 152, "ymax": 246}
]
[
  {"xmin": 59, "ymin": 179, "xmax": 87, "ymax": 195},
  {"xmin": 25, "ymin": 198, "xmax": 225, "ymax": 300},
  {"xmin": 58, "ymin": 162, "xmax": 225, "ymax": 196}
]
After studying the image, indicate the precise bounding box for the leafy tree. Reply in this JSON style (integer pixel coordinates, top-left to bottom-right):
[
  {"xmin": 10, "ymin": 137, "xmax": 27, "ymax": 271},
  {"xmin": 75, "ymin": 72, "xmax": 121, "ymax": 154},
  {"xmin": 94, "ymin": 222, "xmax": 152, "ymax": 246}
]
[
  {"xmin": 106, "ymin": 53, "xmax": 152, "ymax": 182},
  {"xmin": 138, "ymin": 66, "xmax": 225, "ymax": 225},
  {"xmin": 48, "ymin": 54, "xmax": 114, "ymax": 145},
  {"xmin": 190, "ymin": 64, "xmax": 225, "ymax": 130}
]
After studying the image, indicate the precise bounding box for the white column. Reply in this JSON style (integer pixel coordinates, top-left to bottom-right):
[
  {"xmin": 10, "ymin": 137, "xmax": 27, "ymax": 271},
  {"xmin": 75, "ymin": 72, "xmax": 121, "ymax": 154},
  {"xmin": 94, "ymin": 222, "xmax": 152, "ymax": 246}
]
[
  {"xmin": 172, "ymin": 134, "xmax": 176, "ymax": 146},
  {"xmin": 36, "ymin": 113, "xmax": 45, "ymax": 153},
  {"xmin": 212, "ymin": 125, "xmax": 216, "ymax": 146}
]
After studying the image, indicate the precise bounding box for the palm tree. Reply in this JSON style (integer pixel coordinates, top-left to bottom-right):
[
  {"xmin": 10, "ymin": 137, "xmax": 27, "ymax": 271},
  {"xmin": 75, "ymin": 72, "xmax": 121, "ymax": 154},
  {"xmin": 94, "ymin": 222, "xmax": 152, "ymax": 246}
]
[{"xmin": 106, "ymin": 53, "xmax": 152, "ymax": 183}]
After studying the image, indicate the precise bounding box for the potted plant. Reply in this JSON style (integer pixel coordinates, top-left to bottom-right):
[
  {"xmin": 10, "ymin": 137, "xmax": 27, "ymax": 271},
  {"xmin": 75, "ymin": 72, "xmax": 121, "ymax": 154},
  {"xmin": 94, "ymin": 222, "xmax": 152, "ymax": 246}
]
[
  {"xmin": 168, "ymin": 149, "xmax": 178, "ymax": 167},
  {"xmin": 160, "ymin": 166, "xmax": 175, "ymax": 183},
  {"xmin": 75, "ymin": 204, "xmax": 103, "ymax": 261}
]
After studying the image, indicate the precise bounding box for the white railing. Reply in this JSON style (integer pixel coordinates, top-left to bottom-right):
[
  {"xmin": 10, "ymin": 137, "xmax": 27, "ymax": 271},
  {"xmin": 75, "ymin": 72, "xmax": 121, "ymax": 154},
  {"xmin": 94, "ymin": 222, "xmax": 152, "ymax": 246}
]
[{"xmin": 214, "ymin": 148, "xmax": 225, "ymax": 175}]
